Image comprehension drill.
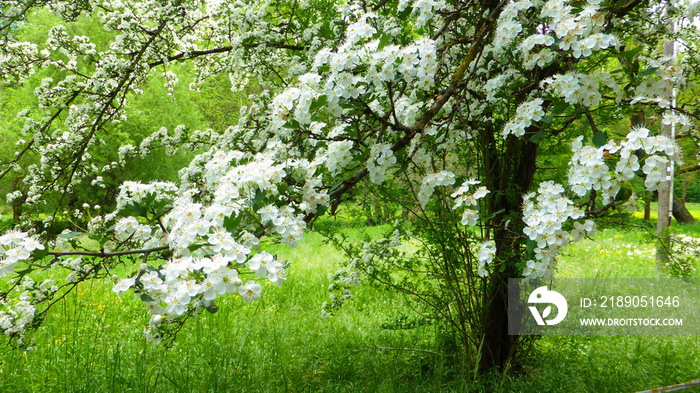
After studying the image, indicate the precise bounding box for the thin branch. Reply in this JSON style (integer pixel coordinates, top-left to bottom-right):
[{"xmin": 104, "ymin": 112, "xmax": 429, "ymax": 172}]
[
  {"xmin": 147, "ymin": 42, "xmax": 308, "ymax": 68},
  {"xmin": 48, "ymin": 245, "xmax": 169, "ymax": 258},
  {"xmin": 675, "ymin": 164, "xmax": 700, "ymax": 176}
]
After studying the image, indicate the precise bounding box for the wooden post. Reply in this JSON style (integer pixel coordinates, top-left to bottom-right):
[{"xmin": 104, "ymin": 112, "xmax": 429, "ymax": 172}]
[{"xmin": 656, "ymin": 17, "xmax": 675, "ymax": 268}]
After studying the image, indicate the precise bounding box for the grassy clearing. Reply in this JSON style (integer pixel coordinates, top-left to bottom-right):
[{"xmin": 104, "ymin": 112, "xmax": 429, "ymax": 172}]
[
  {"xmin": 632, "ymin": 201, "xmax": 700, "ymax": 229},
  {"xmin": 0, "ymin": 228, "xmax": 458, "ymax": 393},
  {"xmin": 2, "ymin": 209, "xmax": 700, "ymax": 392},
  {"xmin": 524, "ymin": 224, "xmax": 700, "ymax": 393}
]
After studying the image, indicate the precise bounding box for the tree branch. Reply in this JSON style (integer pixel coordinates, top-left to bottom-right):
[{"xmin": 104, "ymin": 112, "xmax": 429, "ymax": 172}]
[{"xmin": 48, "ymin": 245, "xmax": 169, "ymax": 258}]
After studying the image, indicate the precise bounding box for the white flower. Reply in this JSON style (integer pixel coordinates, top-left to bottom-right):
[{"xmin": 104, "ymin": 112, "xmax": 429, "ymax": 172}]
[
  {"xmin": 478, "ymin": 241, "xmax": 496, "ymax": 265},
  {"xmin": 257, "ymin": 205, "xmax": 279, "ymax": 224},
  {"xmin": 239, "ymin": 281, "xmax": 262, "ymax": 303},
  {"xmin": 113, "ymin": 278, "xmax": 136, "ymax": 295},
  {"xmin": 0, "ymin": 230, "xmax": 27, "ymax": 246},
  {"xmin": 461, "ymin": 210, "xmax": 479, "ymax": 226},
  {"xmin": 4, "ymin": 247, "xmax": 30, "ymax": 263}
]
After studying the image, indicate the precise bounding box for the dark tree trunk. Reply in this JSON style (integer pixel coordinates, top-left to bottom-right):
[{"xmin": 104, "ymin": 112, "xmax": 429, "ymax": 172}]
[
  {"xmin": 10, "ymin": 177, "xmax": 26, "ymax": 223},
  {"xmin": 12, "ymin": 198, "xmax": 23, "ymax": 222},
  {"xmin": 673, "ymin": 195, "xmax": 695, "ymax": 224},
  {"xmin": 479, "ymin": 129, "xmax": 538, "ymax": 372},
  {"xmin": 645, "ymin": 199, "xmax": 651, "ymax": 220}
]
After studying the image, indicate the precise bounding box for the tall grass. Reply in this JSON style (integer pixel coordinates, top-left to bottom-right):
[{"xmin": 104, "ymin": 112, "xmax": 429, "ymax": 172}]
[{"xmin": 2, "ymin": 213, "xmax": 700, "ymax": 392}]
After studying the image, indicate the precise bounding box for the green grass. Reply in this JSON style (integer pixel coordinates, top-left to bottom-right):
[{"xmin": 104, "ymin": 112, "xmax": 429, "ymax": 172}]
[
  {"xmin": 632, "ymin": 201, "xmax": 700, "ymax": 227},
  {"xmin": 0, "ymin": 229, "xmax": 461, "ymax": 393},
  {"xmin": 524, "ymin": 225, "xmax": 700, "ymax": 393},
  {"xmin": 3, "ymin": 212, "xmax": 700, "ymax": 392}
]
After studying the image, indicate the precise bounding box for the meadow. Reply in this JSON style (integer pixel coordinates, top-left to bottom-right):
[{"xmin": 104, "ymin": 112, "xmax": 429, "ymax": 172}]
[{"xmin": 1, "ymin": 206, "xmax": 700, "ymax": 393}]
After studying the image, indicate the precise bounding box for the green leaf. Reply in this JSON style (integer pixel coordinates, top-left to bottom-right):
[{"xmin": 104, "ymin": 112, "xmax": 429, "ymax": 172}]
[
  {"xmin": 309, "ymin": 95, "xmax": 328, "ymax": 113},
  {"xmin": 14, "ymin": 267, "xmax": 35, "ymax": 277},
  {"xmin": 252, "ymin": 187, "xmax": 265, "ymax": 206},
  {"xmin": 550, "ymin": 98, "xmax": 569, "ymax": 114},
  {"xmin": 592, "ymin": 131, "xmax": 608, "ymax": 147},
  {"xmin": 525, "ymin": 239, "xmax": 536, "ymax": 259},
  {"xmin": 58, "ymin": 231, "xmax": 82, "ymax": 239},
  {"xmin": 205, "ymin": 303, "xmax": 219, "ymax": 314},
  {"xmin": 88, "ymin": 234, "xmax": 108, "ymax": 248},
  {"xmin": 32, "ymin": 248, "xmax": 49, "ymax": 260},
  {"xmin": 352, "ymin": 64, "xmax": 368, "ymax": 73},
  {"xmin": 489, "ymin": 209, "xmax": 505, "ymax": 219},
  {"xmin": 394, "ymin": 161, "xmax": 410, "ymax": 177},
  {"xmin": 187, "ymin": 243, "xmax": 205, "ymax": 253},
  {"xmin": 123, "ymin": 202, "xmax": 148, "ymax": 218},
  {"xmin": 632, "ymin": 60, "xmax": 640, "ymax": 74},
  {"xmin": 315, "ymin": 204, "xmax": 329, "ymax": 217},
  {"xmin": 223, "ymin": 213, "xmax": 243, "ymax": 232},
  {"xmin": 639, "ymin": 67, "xmax": 658, "ymax": 77},
  {"xmin": 282, "ymin": 119, "xmax": 301, "ymax": 130},
  {"xmin": 529, "ymin": 132, "xmax": 546, "ymax": 144},
  {"xmin": 378, "ymin": 34, "xmax": 391, "ymax": 50},
  {"xmin": 620, "ymin": 47, "xmax": 643, "ymax": 63},
  {"xmin": 140, "ymin": 294, "xmax": 155, "ymax": 303}
]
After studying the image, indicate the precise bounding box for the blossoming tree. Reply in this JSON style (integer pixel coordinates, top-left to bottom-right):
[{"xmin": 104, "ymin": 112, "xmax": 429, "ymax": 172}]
[{"xmin": 0, "ymin": 0, "xmax": 698, "ymax": 372}]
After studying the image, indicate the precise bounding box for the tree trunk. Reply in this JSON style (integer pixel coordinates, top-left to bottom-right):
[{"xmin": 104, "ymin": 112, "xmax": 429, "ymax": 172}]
[
  {"xmin": 12, "ymin": 198, "xmax": 23, "ymax": 222},
  {"xmin": 673, "ymin": 195, "xmax": 695, "ymax": 224},
  {"xmin": 10, "ymin": 176, "xmax": 26, "ymax": 223},
  {"xmin": 645, "ymin": 199, "xmax": 651, "ymax": 220},
  {"xmin": 479, "ymin": 130, "xmax": 538, "ymax": 372}
]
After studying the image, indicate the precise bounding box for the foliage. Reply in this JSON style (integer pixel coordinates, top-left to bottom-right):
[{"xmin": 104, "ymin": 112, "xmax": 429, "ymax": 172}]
[
  {"xmin": 0, "ymin": 10, "xmax": 211, "ymax": 217},
  {"xmin": 666, "ymin": 233, "xmax": 700, "ymax": 278}
]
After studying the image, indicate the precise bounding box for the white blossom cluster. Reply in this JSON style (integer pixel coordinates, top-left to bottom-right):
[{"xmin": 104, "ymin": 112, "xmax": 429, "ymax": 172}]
[
  {"xmin": 542, "ymin": 73, "xmax": 602, "ymax": 107},
  {"xmin": 631, "ymin": 58, "xmax": 680, "ymax": 108},
  {"xmin": 521, "ymin": 182, "xmax": 590, "ymax": 279},
  {"xmin": 477, "ymin": 241, "xmax": 496, "ymax": 277},
  {"xmin": 102, "ymin": 147, "xmax": 320, "ymax": 329},
  {"xmin": 497, "ymin": 0, "xmax": 623, "ymax": 137},
  {"xmin": 519, "ymin": 128, "xmax": 679, "ymax": 279},
  {"xmin": 417, "ymin": 171, "xmax": 456, "ymax": 208},
  {"xmin": 0, "ymin": 231, "xmax": 46, "ymax": 342},
  {"xmin": 495, "ymin": 0, "xmax": 618, "ymax": 58},
  {"xmin": 502, "ymin": 98, "xmax": 546, "ymax": 137},
  {"xmin": 0, "ymin": 291, "xmax": 36, "ymax": 343},
  {"xmin": 367, "ymin": 144, "xmax": 397, "ymax": 184},
  {"xmin": 324, "ymin": 139, "xmax": 354, "ymax": 173},
  {"xmin": 0, "ymin": 230, "xmax": 44, "ymax": 279},
  {"xmin": 452, "ymin": 179, "xmax": 490, "ymax": 227},
  {"xmin": 0, "ymin": 0, "xmax": 696, "ymax": 343},
  {"xmin": 115, "ymin": 181, "xmax": 179, "ymax": 210},
  {"xmin": 568, "ymin": 128, "xmax": 680, "ymax": 203},
  {"xmin": 398, "ymin": 0, "xmax": 448, "ymax": 28},
  {"xmin": 668, "ymin": 234, "xmax": 700, "ymax": 278}
]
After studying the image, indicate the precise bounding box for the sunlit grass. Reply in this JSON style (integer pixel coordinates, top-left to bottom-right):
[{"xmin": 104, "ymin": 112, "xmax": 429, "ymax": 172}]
[
  {"xmin": 3, "ymin": 214, "xmax": 700, "ymax": 392},
  {"xmin": 632, "ymin": 201, "xmax": 700, "ymax": 226}
]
